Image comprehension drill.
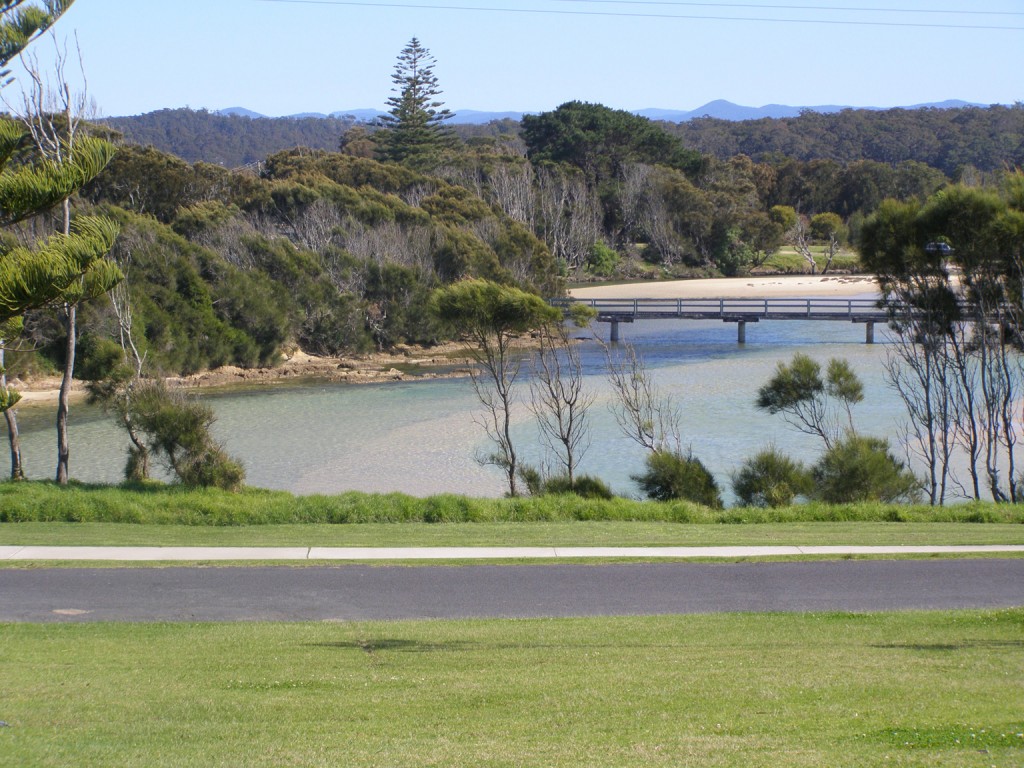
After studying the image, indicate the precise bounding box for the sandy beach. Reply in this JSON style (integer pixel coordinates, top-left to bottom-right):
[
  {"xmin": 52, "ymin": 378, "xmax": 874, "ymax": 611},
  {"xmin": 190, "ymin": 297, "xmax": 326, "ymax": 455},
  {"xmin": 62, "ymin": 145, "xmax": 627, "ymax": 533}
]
[{"xmin": 570, "ymin": 274, "xmax": 879, "ymax": 300}]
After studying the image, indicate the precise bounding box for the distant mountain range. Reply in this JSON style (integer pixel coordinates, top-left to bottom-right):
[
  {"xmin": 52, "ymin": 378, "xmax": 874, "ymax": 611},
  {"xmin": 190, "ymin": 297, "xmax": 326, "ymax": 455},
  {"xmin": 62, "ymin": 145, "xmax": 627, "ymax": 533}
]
[{"xmin": 214, "ymin": 99, "xmax": 988, "ymax": 124}]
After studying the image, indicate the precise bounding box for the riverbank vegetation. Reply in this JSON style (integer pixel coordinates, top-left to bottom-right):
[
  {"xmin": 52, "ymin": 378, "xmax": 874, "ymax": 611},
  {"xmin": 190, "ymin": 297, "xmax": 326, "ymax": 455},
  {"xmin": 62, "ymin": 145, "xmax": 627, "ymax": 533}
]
[
  {"xmin": 3, "ymin": 611, "xmax": 1022, "ymax": 766},
  {"xmin": 3, "ymin": 481, "xmax": 1023, "ymax": 527}
]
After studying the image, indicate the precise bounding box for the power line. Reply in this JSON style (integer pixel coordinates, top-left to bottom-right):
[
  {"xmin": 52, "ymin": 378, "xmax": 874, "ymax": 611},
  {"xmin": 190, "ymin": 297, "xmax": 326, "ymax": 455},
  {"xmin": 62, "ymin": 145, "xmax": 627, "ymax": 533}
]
[
  {"xmin": 254, "ymin": 0, "xmax": 1024, "ymax": 30},
  {"xmin": 551, "ymin": 0, "xmax": 1024, "ymax": 17}
]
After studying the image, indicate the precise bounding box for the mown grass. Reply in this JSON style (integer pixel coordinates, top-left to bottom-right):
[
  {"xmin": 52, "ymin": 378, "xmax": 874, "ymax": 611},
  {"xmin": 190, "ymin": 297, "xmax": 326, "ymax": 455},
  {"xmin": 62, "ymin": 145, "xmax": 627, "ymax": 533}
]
[
  {"xmin": 3, "ymin": 481, "xmax": 1023, "ymax": 526},
  {"xmin": 3, "ymin": 521, "xmax": 1024, "ymax": 549},
  {"xmin": 1, "ymin": 610, "xmax": 1021, "ymax": 767}
]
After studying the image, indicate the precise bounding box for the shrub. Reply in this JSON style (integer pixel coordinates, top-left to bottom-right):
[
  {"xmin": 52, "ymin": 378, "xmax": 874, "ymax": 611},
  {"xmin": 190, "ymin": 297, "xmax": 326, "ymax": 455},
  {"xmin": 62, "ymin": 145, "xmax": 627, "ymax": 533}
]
[
  {"xmin": 586, "ymin": 242, "xmax": 620, "ymax": 277},
  {"xmin": 177, "ymin": 446, "xmax": 246, "ymax": 493},
  {"xmin": 732, "ymin": 447, "xmax": 813, "ymax": 508},
  {"xmin": 632, "ymin": 450, "xmax": 723, "ymax": 508},
  {"xmin": 542, "ymin": 474, "xmax": 615, "ymax": 500},
  {"xmin": 519, "ymin": 468, "xmax": 615, "ymax": 500},
  {"xmin": 129, "ymin": 382, "xmax": 246, "ymax": 491},
  {"xmin": 812, "ymin": 435, "xmax": 919, "ymax": 504}
]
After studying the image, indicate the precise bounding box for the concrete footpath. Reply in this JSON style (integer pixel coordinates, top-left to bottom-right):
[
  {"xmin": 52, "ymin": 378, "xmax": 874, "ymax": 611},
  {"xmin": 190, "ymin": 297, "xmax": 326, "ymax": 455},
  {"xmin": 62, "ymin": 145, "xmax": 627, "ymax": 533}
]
[{"xmin": 2, "ymin": 544, "xmax": 1023, "ymax": 561}]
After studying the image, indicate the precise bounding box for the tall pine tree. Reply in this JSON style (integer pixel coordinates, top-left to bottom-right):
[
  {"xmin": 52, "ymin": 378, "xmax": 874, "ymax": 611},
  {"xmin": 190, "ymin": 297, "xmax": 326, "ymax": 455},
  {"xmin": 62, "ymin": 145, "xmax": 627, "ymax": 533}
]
[
  {"xmin": 0, "ymin": 0, "xmax": 121, "ymax": 479},
  {"xmin": 376, "ymin": 37, "xmax": 455, "ymax": 170}
]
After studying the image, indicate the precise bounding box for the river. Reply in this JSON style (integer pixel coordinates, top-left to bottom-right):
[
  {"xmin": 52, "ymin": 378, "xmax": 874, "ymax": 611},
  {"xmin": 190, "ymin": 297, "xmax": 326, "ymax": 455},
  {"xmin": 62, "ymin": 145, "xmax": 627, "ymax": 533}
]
[{"xmin": 10, "ymin": 316, "xmax": 901, "ymax": 501}]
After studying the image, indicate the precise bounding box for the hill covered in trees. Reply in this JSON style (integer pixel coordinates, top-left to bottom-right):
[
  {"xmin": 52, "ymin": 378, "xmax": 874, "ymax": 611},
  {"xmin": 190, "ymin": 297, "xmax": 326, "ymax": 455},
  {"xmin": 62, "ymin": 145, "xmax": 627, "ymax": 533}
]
[
  {"xmin": 667, "ymin": 104, "xmax": 1024, "ymax": 177},
  {"xmin": 98, "ymin": 109, "xmax": 359, "ymax": 167},
  {"xmin": 98, "ymin": 103, "xmax": 1024, "ymax": 175}
]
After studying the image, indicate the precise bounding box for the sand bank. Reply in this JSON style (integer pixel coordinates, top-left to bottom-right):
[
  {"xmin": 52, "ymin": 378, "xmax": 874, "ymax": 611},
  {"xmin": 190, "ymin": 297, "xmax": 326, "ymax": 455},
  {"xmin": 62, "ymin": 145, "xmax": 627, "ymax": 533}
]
[{"xmin": 570, "ymin": 274, "xmax": 878, "ymax": 300}]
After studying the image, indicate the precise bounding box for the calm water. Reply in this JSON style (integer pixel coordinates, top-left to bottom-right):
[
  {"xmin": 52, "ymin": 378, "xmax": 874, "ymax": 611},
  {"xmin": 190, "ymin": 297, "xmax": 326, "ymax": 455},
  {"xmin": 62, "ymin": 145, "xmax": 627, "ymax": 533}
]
[{"xmin": 11, "ymin": 314, "xmax": 902, "ymax": 500}]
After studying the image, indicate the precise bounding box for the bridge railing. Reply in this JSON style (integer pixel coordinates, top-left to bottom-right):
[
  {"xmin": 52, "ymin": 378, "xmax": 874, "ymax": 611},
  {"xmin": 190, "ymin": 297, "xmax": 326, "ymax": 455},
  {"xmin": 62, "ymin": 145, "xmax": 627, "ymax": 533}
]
[{"xmin": 550, "ymin": 296, "xmax": 885, "ymax": 320}]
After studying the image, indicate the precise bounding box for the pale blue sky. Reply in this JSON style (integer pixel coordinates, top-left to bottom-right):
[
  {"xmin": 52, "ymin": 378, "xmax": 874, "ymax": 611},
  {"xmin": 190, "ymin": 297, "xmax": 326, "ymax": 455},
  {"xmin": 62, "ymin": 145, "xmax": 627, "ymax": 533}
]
[{"xmin": 8, "ymin": 0, "xmax": 1023, "ymax": 117}]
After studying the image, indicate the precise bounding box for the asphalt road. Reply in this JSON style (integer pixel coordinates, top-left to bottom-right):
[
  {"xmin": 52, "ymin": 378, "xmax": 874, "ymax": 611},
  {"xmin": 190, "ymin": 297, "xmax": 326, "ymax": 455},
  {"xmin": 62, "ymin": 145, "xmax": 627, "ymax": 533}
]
[{"xmin": 2, "ymin": 559, "xmax": 1022, "ymax": 622}]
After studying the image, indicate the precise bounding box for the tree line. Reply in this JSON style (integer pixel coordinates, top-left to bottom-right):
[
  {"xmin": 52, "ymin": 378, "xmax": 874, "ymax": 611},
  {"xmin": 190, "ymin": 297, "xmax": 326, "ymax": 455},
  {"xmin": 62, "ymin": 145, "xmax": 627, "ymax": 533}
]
[{"xmin": 100, "ymin": 104, "xmax": 1023, "ymax": 181}]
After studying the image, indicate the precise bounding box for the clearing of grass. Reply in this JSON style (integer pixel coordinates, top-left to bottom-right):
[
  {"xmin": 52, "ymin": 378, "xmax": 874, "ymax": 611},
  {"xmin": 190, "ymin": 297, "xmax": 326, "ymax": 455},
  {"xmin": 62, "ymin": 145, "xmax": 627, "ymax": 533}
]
[
  {"xmin": 1, "ymin": 610, "xmax": 1021, "ymax": 767},
  {"xmin": 761, "ymin": 246, "xmax": 861, "ymax": 274}
]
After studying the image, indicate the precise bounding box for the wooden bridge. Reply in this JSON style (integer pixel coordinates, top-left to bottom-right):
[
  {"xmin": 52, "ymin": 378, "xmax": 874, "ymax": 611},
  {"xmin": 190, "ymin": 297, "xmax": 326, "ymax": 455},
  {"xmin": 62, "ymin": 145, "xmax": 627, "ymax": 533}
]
[{"xmin": 551, "ymin": 296, "xmax": 890, "ymax": 343}]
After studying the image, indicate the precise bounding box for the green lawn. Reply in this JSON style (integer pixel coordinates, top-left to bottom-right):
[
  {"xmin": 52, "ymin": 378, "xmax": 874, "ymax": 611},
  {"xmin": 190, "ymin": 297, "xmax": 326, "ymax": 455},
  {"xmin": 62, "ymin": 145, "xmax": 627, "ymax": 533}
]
[
  {"xmin": 2, "ymin": 611, "xmax": 1021, "ymax": 767},
  {"xmin": 3, "ymin": 520, "xmax": 1024, "ymax": 549},
  {"xmin": 761, "ymin": 246, "xmax": 861, "ymax": 274}
]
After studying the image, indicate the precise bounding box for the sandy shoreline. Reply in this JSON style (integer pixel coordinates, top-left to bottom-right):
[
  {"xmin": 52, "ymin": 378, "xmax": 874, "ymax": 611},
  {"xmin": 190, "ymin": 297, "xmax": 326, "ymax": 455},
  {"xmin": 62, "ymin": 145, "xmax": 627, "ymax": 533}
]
[
  {"xmin": 13, "ymin": 275, "xmax": 878, "ymax": 404},
  {"xmin": 570, "ymin": 274, "xmax": 879, "ymax": 300},
  {"xmin": 12, "ymin": 344, "xmax": 476, "ymax": 405}
]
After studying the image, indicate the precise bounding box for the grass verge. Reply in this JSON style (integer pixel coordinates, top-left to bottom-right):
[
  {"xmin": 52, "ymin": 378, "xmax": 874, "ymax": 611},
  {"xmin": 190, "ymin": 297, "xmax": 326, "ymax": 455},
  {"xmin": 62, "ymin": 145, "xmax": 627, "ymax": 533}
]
[
  {"xmin": 3, "ymin": 481, "xmax": 1023, "ymax": 526},
  {"xmin": 1, "ymin": 610, "xmax": 1021, "ymax": 767},
  {"xmin": 3, "ymin": 520, "xmax": 1024, "ymax": 549}
]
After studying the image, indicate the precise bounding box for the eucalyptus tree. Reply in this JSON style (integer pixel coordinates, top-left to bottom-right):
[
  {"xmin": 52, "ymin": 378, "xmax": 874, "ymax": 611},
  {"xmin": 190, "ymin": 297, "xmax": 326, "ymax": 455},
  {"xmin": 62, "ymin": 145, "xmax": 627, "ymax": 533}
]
[
  {"xmin": 376, "ymin": 37, "xmax": 455, "ymax": 170},
  {"xmin": 755, "ymin": 353, "xmax": 863, "ymax": 451},
  {"xmin": 528, "ymin": 303, "xmax": 596, "ymax": 488},
  {"xmin": 429, "ymin": 278, "xmax": 560, "ymax": 496},
  {"xmin": 861, "ymin": 182, "xmax": 1024, "ymax": 503}
]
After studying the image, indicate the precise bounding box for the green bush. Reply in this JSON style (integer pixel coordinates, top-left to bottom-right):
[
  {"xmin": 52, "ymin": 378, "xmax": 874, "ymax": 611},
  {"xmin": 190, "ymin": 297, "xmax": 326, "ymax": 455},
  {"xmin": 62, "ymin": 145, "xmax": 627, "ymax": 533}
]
[
  {"xmin": 632, "ymin": 450, "xmax": 723, "ymax": 508},
  {"xmin": 812, "ymin": 435, "xmax": 919, "ymax": 504},
  {"xmin": 732, "ymin": 447, "xmax": 813, "ymax": 508},
  {"xmin": 586, "ymin": 242, "xmax": 620, "ymax": 277},
  {"xmin": 128, "ymin": 383, "xmax": 246, "ymax": 491},
  {"xmin": 542, "ymin": 474, "xmax": 615, "ymax": 500},
  {"xmin": 519, "ymin": 468, "xmax": 615, "ymax": 500},
  {"xmin": 177, "ymin": 446, "xmax": 246, "ymax": 493}
]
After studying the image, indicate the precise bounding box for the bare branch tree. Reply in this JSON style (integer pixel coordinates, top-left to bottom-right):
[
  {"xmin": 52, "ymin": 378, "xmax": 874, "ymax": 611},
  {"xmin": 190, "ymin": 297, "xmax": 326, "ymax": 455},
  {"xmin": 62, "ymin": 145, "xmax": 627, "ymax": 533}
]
[
  {"xmin": 89, "ymin": 253, "xmax": 151, "ymax": 480},
  {"xmin": 602, "ymin": 339, "xmax": 681, "ymax": 454},
  {"xmin": 487, "ymin": 159, "xmax": 535, "ymax": 228},
  {"xmin": 535, "ymin": 164, "xmax": 600, "ymax": 272},
  {"xmin": 528, "ymin": 322, "xmax": 593, "ymax": 485}
]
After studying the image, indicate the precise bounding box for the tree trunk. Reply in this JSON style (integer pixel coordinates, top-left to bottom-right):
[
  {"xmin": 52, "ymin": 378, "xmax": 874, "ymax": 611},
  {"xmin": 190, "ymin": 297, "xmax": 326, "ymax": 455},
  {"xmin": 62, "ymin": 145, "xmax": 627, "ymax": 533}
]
[
  {"xmin": 0, "ymin": 344, "xmax": 24, "ymax": 480},
  {"xmin": 55, "ymin": 304, "xmax": 76, "ymax": 484},
  {"xmin": 5, "ymin": 409, "xmax": 24, "ymax": 480}
]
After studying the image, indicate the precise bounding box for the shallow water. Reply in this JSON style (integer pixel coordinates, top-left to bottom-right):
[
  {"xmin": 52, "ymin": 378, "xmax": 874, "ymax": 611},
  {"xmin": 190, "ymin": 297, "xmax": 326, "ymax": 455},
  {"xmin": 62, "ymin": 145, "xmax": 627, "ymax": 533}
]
[{"xmin": 11, "ymin": 314, "xmax": 904, "ymax": 499}]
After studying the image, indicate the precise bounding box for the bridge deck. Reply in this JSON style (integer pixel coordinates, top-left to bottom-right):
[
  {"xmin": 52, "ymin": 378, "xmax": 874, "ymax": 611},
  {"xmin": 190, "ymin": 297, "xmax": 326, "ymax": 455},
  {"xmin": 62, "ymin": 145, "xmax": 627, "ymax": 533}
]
[
  {"xmin": 553, "ymin": 296, "xmax": 888, "ymax": 323},
  {"xmin": 552, "ymin": 296, "xmax": 890, "ymax": 343}
]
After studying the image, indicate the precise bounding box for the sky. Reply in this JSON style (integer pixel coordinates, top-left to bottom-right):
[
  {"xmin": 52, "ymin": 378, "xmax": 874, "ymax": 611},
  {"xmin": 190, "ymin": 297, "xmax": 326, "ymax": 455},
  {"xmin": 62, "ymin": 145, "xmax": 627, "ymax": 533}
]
[{"xmin": 6, "ymin": 0, "xmax": 1023, "ymax": 118}]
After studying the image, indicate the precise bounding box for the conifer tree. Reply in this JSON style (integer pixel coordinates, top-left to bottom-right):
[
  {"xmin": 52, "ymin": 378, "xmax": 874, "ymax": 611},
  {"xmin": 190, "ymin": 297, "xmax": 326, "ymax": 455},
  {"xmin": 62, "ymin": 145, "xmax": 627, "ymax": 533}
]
[
  {"xmin": 376, "ymin": 37, "xmax": 455, "ymax": 170},
  {"xmin": 0, "ymin": 0, "xmax": 121, "ymax": 480}
]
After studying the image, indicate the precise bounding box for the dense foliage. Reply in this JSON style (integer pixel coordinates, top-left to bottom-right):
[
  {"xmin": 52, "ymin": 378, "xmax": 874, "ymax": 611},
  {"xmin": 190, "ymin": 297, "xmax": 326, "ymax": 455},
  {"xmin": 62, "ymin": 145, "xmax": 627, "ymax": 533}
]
[{"xmin": 7, "ymin": 95, "xmax": 1017, "ymax": 386}]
